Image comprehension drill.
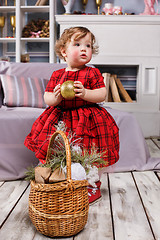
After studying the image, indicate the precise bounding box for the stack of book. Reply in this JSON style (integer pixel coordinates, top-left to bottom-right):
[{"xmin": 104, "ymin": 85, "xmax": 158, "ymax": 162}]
[
  {"xmin": 102, "ymin": 72, "xmax": 133, "ymax": 102},
  {"xmin": 35, "ymin": 0, "xmax": 48, "ymax": 6}
]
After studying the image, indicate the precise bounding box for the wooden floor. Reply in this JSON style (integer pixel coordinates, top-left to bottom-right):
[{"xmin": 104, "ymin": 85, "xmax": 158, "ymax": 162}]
[{"xmin": 0, "ymin": 138, "xmax": 160, "ymax": 240}]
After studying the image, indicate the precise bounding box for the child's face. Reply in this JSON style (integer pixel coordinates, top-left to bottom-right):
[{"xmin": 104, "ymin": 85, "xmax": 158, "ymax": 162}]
[{"xmin": 61, "ymin": 32, "xmax": 93, "ymax": 69}]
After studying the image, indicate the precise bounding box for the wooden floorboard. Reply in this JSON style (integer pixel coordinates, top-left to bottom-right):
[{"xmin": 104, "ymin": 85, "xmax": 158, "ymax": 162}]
[
  {"xmin": 0, "ymin": 138, "xmax": 160, "ymax": 240},
  {"xmin": 109, "ymin": 172, "xmax": 154, "ymax": 240},
  {"xmin": 0, "ymin": 182, "xmax": 4, "ymax": 187},
  {"xmin": 33, "ymin": 231, "xmax": 73, "ymax": 240},
  {"xmin": 0, "ymin": 180, "xmax": 29, "ymax": 228},
  {"xmin": 133, "ymin": 171, "xmax": 160, "ymax": 240},
  {"xmin": 152, "ymin": 138, "xmax": 160, "ymax": 149},
  {"xmin": 146, "ymin": 139, "xmax": 160, "ymax": 158},
  {"xmin": 0, "ymin": 186, "xmax": 36, "ymax": 240},
  {"xmin": 75, "ymin": 174, "xmax": 114, "ymax": 240}
]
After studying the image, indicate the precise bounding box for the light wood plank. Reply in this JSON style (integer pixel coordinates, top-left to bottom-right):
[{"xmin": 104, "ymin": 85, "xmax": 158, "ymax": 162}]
[
  {"xmin": 156, "ymin": 172, "xmax": 160, "ymax": 179},
  {"xmin": 133, "ymin": 171, "xmax": 160, "ymax": 240},
  {"xmin": 0, "ymin": 181, "xmax": 4, "ymax": 187},
  {"xmin": 75, "ymin": 173, "xmax": 114, "ymax": 240},
  {"xmin": 146, "ymin": 139, "xmax": 160, "ymax": 158},
  {"xmin": 0, "ymin": 180, "xmax": 29, "ymax": 228},
  {"xmin": 109, "ymin": 172, "xmax": 154, "ymax": 240},
  {"xmin": 152, "ymin": 138, "xmax": 160, "ymax": 149},
  {"xmin": 0, "ymin": 187, "xmax": 36, "ymax": 240},
  {"xmin": 34, "ymin": 231, "xmax": 73, "ymax": 240}
]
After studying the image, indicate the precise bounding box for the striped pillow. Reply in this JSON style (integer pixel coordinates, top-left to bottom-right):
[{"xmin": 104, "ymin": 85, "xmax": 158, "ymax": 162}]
[{"xmin": 0, "ymin": 75, "xmax": 49, "ymax": 108}]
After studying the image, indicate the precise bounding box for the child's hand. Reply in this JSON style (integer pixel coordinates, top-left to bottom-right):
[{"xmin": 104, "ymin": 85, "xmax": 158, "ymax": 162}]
[
  {"xmin": 54, "ymin": 84, "xmax": 63, "ymax": 101},
  {"xmin": 74, "ymin": 81, "xmax": 86, "ymax": 98}
]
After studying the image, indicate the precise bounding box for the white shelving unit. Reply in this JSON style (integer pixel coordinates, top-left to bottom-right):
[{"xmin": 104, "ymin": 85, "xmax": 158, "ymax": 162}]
[{"xmin": 0, "ymin": 0, "xmax": 56, "ymax": 63}]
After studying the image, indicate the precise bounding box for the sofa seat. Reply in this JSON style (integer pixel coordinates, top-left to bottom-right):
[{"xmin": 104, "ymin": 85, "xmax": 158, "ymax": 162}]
[{"xmin": 0, "ymin": 106, "xmax": 43, "ymax": 180}]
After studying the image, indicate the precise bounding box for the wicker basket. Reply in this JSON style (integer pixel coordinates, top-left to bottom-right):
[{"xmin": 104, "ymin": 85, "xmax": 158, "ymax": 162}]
[{"xmin": 29, "ymin": 130, "xmax": 89, "ymax": 237}]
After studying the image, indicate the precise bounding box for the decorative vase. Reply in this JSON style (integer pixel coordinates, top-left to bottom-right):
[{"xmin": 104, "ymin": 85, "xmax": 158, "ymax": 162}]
[
  {"xmin": 140, "ymin": 0, "xmax": 159, "ymax": 15},
  {"xmin": 61, "ymin": 0, "xmax": 75, "ymax": 14}
]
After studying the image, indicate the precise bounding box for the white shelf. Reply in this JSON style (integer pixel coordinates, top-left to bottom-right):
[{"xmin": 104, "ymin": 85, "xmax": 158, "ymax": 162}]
[
  {"xmin": 21, "ymin": 38, "xmax": 49, "ymax": 42},
  {"xmin": 55, "ymin": 14, "xmax": 160, "ymax": 25},
  {"xmin": 20, "ymin": 6, "xmax": 50, "ymax": 13},
  {"xmin": 0, "ymin": 0, "xmax": 56, "ymax": 63},
  {"xmin": 0, "ymin": 6, "xmax": 15, "ymax": 12},
  {"xmin": 0, "ymin": 38, "xmax": 15, "ymax": 42}
]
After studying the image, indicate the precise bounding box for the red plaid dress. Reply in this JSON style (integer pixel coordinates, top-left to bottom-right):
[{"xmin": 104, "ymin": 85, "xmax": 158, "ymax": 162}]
[{"xmin": 24, "ymin": 66, "xmax": 119, "ymax": 166}]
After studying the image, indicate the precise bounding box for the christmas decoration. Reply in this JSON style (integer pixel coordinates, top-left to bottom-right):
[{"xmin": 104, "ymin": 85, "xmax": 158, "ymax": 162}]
[
  {"xmin": 25, "ymin": 121, "xmax": 107, "ymax": 183},
  {"xmin": 22, "ymin": 19, "xmax": 49, "ymax": 38},
  {"xmin": 60, "ymin": 80, "xmax": 75, "ymax": 100},
  {"xmin": 39, "ymin": 20, "xmax": 49, "ymax": 38}
]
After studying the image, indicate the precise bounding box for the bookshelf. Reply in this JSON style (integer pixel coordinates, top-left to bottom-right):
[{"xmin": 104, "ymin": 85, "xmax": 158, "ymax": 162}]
[{"xmin": 0, "ymin": 0, "xmax": 57, "ymax": 63}]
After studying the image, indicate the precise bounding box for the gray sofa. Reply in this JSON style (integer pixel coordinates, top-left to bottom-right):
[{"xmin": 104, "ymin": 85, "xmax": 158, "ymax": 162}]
[
  {"xmin": 0, "ymin": 61, "xmax": 67, "ymax": 181},
  {"xmin": 0, "ymin": 61, "xmax": 160, "ymax": 181}
]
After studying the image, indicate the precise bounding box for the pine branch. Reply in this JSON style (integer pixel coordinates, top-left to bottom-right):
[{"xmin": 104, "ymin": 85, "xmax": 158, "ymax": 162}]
[{"xmin": 25, "ymin": 122, "xmax": 108, "ymax": 181}]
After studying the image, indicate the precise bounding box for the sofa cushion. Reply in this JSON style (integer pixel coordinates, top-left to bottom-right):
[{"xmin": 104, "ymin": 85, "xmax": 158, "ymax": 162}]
[
  {"xmin": 1, "ymin": 74, "xmax": 49, "ymax": 108},
  {"xmin": 5, "ymin": 62, "xmax": 67, "ymax": 79}
]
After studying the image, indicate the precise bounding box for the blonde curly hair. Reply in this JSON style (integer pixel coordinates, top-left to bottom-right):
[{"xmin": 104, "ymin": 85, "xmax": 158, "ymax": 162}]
[{"xmin": 55, "ymin": 26, "xmax": 99, "ymax": 61}]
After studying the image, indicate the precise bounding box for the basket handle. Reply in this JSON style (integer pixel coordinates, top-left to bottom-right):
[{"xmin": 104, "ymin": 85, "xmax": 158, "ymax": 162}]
[{"xmin": 45, "ymin": 130, "xmax": 71, "ymax": 181}]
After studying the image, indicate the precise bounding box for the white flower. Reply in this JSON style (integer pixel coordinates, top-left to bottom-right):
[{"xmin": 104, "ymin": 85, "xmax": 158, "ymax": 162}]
[
  {"xmin": 64, "ymin": 163, "xmax": 86, "ymax": 181},
  {"xmin": 86, "ymin": 166, "xmax": 100, "ymax": 187},
  {"xmin": 71, "ymin": 145, "xmax": 82, "ymax": 155},
  {"xmin": 55, "ymin": 121, "xmax": 67, "ymax": 131}
]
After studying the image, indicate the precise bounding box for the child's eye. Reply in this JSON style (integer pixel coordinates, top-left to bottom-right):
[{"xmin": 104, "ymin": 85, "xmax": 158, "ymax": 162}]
[
  {"xmin": 75, "ymin": 43, "xmax": 80, "ymax": 46},
  {"xmin": 86, "ymin": 44, "xmax": 91, "ymax": 48}
]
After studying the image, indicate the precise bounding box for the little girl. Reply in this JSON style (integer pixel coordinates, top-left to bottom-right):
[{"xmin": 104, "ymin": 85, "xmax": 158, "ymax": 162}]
[{"xmin": 24, "ymin": 26, "xmax": 119, "ymax": 204}]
